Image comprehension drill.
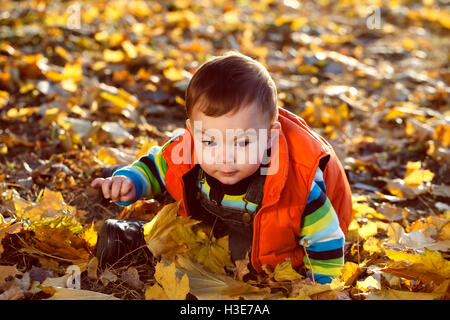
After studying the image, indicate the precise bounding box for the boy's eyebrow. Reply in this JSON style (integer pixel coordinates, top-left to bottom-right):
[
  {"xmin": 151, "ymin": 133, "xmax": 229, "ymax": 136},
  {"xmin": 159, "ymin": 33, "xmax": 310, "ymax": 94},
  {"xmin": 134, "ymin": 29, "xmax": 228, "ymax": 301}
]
[{"xmin": 200, "ymin": 129, "xmax": 250, "ymax": 140}]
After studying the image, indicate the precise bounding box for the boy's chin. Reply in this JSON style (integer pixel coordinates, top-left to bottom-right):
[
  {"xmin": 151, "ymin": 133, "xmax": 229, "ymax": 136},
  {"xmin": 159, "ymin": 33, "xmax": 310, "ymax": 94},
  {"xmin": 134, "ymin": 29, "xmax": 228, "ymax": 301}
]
[
  {"xmin": 216, "ymin": 176, "xmax": 240, "ymax": 185},
  {"xmin": 213, "ymin": 171, "xmax": 243, "ymax": 185}
]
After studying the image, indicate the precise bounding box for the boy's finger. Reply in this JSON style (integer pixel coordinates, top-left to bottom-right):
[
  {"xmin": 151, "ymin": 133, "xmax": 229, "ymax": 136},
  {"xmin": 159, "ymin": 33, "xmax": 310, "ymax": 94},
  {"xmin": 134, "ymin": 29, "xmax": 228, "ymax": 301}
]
[
  {"xmin": 120, "ymin": 191, "xmax": 135, "ymax": 202},
  {"xmin": 111, "ymin": 180, "xmax": 123, "ymax": 201},
  {"xmin": 120, "ymin": 180, "xmax": 132, "ymax": 195},
  {"xmin": 102, "ymin": 178, "xmax": 112, "ymax": 199},
  {"xmin": 90, "ymin": 178, "xmax": 104, "ymax": 187}
]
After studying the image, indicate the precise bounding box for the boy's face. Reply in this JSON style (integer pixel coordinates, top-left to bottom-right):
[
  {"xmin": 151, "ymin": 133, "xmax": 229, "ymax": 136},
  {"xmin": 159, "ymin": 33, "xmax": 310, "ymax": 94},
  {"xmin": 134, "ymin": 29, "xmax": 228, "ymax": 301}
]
[{"xmin": 186, "ymin": 102, "xmax": 280, "ymax": 185}]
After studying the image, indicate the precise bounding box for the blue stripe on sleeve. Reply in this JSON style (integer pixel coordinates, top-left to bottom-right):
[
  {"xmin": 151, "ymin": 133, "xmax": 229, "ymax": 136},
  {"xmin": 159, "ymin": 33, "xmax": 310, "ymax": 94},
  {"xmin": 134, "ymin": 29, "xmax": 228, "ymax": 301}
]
[
  {"xmin": 307, "ymin": 271, "xmax": 334, "ymax": 284},
  {"xmin": 306, "ymin": 237, "xmax": 345, "ymax": 252},
  {"xmin": 307, "ymin": 183, "xmax": 322, "ymax": 204}
]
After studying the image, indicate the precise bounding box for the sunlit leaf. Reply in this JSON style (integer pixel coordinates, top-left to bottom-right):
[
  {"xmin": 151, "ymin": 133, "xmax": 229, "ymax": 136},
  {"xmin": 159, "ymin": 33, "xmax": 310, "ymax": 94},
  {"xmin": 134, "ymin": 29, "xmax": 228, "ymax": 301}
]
[
  {"xmin": 273, "ymin": 258, "xmax": 302, "ymax": 281},
  {"xmin": 146, "ymin": 260, "xmax": 190, "ymax": 300}
]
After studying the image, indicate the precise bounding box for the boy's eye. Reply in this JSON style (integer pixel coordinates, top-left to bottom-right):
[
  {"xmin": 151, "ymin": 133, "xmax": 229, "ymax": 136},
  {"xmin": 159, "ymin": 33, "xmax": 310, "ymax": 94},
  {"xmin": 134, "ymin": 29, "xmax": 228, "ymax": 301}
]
[
  {"xmin": 236, "ymin": 139, "xmax": 250, "ymax": 147},
  {"xmin": 202, "ymin": 140, "xmax": 216, "ymax": 147}
]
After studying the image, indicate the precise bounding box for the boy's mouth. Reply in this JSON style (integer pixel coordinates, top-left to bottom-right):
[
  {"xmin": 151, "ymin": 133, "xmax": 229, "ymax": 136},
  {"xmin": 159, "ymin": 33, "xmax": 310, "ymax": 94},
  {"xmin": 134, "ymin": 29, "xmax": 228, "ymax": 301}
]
[{"xmin": 220, "ymin": 170, "xmax": 238, "ymax": 176}]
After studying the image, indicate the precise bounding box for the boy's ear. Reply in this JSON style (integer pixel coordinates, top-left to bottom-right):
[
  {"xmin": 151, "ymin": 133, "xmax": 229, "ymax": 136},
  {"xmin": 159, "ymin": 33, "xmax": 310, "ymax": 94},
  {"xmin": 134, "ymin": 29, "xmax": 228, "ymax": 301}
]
[
  {"xmin": 186, "ymin": 119, "xmax": 191, "ymax": 132},
  {"xmin": 267, "ymin": 121, "xmax": 281, "ymax": 149}
]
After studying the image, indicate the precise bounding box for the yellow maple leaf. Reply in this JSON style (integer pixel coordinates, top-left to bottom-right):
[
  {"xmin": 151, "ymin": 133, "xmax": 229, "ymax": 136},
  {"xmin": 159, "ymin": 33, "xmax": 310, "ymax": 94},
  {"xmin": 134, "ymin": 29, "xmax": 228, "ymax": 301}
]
[
  {"xmin": 146, "ymin": 260, "xmax": 190, "ymax": 300},
  {"xmin": 145, "ymin": 282, "xmax": 168, "ymax": 300},
  {"xmin": 143, "ymin": 201, "xmax": 186, "ymax": 257},
  {"xmin": 352, "ymin": 202, "xmax": 378, "ymax": 219},
  {"xmin": 358, "ymin": 221, "xmax": 378, "ymax": 238},
  {"xmin": 14, "ymin": 188, "xmax": 77, "ymax": 222},
  {"xmin": 192, "ymin": 234, "xmax": 233, "ymax": 275},
  {"xmin": 363, "ymin": 236, "xmax": 383, "ymax": 255},
  {"xmin": 273, "ymin": 258, "xmax": 302, "ymax": 282},
  {"xmin": 339, "ymin": 261, "xmax": 366, "ymax": 286},
  {"xmin": 385, "ymin": 248, "xmax": 450, "ymax": 278}
]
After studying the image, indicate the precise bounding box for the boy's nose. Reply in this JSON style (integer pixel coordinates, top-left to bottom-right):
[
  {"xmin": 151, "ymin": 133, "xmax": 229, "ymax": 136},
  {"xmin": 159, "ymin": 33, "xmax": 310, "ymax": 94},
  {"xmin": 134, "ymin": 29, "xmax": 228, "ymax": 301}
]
[{"xmin": 219, "ymin": 144, "xmax": 235, "ymax": 164}]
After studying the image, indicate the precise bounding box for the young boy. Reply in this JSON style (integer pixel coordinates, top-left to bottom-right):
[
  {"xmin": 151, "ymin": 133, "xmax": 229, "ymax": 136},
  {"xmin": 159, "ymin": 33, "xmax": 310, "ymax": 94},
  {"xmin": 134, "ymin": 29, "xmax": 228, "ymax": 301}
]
[{"xmin": 91, "ymin": 51, "xmax": 353, "ymax": 284}]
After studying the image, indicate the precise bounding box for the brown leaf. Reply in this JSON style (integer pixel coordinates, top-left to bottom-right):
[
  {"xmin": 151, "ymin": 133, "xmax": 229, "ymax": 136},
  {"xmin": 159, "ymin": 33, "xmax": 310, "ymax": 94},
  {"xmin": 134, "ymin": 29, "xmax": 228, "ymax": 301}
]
[
  {"xmin": 121, "ymin": 267, "xmax": 144, "ymax": 290},
  {"xmin": 87, "ymin": 257, "xmax": 98, "ymax": 281},
  {"xmin": 0, "ymin": 265, "xmax": 19, "ymax": 290},
  {"xmin": 234, "ymin": 253, "xmax": 250, "ymax": 281},
  {"xmin": 99, "ymin": 269, "xmax": 119, "ymax": 286}
]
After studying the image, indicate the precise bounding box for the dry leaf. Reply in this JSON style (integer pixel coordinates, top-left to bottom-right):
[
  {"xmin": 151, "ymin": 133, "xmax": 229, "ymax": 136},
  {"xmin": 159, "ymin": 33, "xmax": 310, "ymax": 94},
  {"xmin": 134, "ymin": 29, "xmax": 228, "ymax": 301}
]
[
  {"xmin": 384, "ymin": 248, "xmax": 450, "ymax": 281},
  {"xmin": 356, "ymin": 275, "xmax": 381, "ymax": 291},
  {"xmin": 273, "ymin": 258, "xmax": 302, "ymax": 282},
  {"xmin": 234, "ymin": 253, "xmax": 250, "ymax": 281},
  {"xmin": 99, "ymin": 269, "xmax": 119, "ymax": 286},
  {"xmin": 146, "ymin": 260, "xmax": 189, "ymax": 300},
  {"xmin": 87, "ymin": 257, "xmax": 98, "ymax": 281},
  {"xmin": 175, "ymin": 255, "xmax": 269, "ymax": 300},
  {"xmin": 46, "ymin": 287, "xmax": 120, "ymax": 300},
  {"xmin": 121, "ymin": 267, "xmax": 144, "ymax": 290}
]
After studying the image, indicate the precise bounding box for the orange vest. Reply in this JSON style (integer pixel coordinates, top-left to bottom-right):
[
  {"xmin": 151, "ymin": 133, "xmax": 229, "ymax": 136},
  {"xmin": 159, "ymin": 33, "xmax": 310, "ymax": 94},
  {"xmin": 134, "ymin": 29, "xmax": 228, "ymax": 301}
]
[{"xmin": 161, "ymin": 107, "xmax": 353, "ymax": 273}]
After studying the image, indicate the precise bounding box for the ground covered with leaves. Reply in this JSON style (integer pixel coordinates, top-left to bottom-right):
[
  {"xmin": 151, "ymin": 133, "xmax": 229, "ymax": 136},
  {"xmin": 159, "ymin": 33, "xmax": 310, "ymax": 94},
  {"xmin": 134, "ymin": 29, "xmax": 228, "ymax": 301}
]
[{"xmin": 0, "ymin": 0, "xmax": 449, "ymax": 300}]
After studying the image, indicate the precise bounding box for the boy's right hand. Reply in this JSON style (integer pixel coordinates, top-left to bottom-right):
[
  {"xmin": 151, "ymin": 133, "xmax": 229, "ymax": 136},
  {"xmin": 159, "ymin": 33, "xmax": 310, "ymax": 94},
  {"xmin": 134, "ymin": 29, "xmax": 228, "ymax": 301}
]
[{"xmin": 90, "ymin": 175, "xmax": 136, "ymax": 202}]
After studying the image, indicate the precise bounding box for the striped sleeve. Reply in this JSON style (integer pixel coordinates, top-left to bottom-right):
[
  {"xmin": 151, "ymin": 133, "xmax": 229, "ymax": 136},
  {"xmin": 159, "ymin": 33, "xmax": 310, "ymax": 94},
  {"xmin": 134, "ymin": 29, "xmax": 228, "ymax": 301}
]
[
  {"xmin": 111, "ymin": 143, "xmax": 170, "ymax": 206},
  {"xmin": 299, "ymin": 166, "xmax": 345, "ymax": 284}
]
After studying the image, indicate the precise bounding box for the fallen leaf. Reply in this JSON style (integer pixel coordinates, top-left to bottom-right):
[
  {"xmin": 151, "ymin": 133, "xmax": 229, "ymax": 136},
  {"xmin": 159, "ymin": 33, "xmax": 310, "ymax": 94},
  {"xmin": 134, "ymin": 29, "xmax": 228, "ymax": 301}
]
[
  {"xmin": 367, "ymin": 284, "xmax": 447, "ymax": 300},
  {"xmin": 0, "ymin": 265, "xmax": 19, "ymax": 290},
  {"xmin": 356, "ymin": 275, "xmax": 381, "ymax": 292},
  {"xmin": 385, "ymin": 248, "xmax": 450, "ymax": 279},
  {"xmin": 386, "ymin": 222, "xmax": 438, "ymax": 250},
  {"xmin": 175, "ymin": 255, "xmax": 269, "ymax": 300},
  {"xmin": 363, "ymin": 237, "xmax": 383, "ymax": 255},
  {"xmin": 87, "ymin": 257, "xmax": 98, "ymax": 281},
  {"xmin": 143, "ymin": 201, "xmax": 193, "ymax": 258},
  {"xmin": 339, "ymin": 261, "xmax": 365, "ymax": 286},
  {"xmin": 99, "ymin": 269, "xmax": 119, "ymax": 286},
  {"xmin": 14, "ymin": 188, "xmax": 77, "ymax": 222},
  {"xmin": 288, "ymin": 280, "xmax": 337, "ymax": 300},
  {"xmin": 403, "ymin": 161, "xmax": 434, "ymax": 187},
  {"xmin": 121, "ymin": 267, "xmax": 144, "ymax": 290},
  {"xmin": 146, "ymin": 260, "xmax": 189, "ymax": 300},
  {"xmin": 273, "ymin": 258, "xmax": 302, "ymax": 282},
  {"xmin": 145, "ymin": 283, "xmax": 168, "ymax": 300},
  {"xmin": 358, "ymin": 221, "xmax": 378, "ymax": 238},
  {"xmin": 234, "ymin": 253, "xmax": 250, "ymax": 281},
  {"xmin": 46, "ymin": 287, "xmax": 120, "ymax": 300}
]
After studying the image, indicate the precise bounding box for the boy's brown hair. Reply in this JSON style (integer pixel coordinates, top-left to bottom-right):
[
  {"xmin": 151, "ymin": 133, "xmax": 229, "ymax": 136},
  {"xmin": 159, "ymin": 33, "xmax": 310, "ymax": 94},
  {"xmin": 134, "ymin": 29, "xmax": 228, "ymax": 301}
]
[{"xmin": 185, "ymin": 51, "xmax": 278, "ymax": 124}]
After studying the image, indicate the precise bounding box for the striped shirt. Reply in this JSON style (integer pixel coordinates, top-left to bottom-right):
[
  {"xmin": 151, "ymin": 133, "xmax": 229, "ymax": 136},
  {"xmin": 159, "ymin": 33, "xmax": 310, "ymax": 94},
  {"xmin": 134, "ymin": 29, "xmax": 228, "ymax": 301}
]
[
  {"xmin": 113, "ymin": 136, "xmax": 344, "ymax": 283},
  {"xmin": 299, "ymin": 166, "xmax": 345, "ymax": 284}
]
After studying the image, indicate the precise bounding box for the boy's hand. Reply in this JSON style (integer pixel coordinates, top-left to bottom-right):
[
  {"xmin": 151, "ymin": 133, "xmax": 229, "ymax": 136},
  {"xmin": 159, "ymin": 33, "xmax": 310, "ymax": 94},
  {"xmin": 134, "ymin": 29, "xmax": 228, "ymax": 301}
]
[{"xmin": 90, "ymin": 176, "xmax": 136, "ymax": 202}]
